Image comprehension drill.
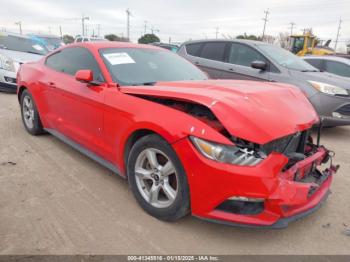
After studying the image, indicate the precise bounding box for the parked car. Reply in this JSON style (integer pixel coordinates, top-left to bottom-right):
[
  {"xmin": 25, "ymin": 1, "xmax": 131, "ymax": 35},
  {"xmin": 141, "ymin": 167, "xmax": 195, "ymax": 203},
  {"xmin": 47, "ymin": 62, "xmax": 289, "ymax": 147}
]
[
  {"xmin": 178, "ymin": 39, "xmax": 350, "ymax": 126},
  {"xmin": 302, "ymin": 56, "xmax": 350, "ymax": 79},
  {"xmin": 74, "ymin": 36, "xmax": 105, "ymax": 43},
  {"xmin": 0, "ymin": 32, "xmax": 48, "ymax": 92},
  {"xmin": 149, "ymin": 42, "xmax": 179, "ymax": 52},
  {"xmin": 28, "ymin": 34, "xmax": 65, "ymax": 51},
  {"xmin": 17, "ymin": 42, "xmax": 338, "ymax": 228}
]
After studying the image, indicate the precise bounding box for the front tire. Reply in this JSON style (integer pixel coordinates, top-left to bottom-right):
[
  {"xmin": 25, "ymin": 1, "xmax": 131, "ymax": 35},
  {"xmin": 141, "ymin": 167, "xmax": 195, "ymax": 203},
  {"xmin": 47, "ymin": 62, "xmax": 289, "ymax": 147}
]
[
  {"xmin": 127, "ymin": 134, "xmax": 190, "ymax": 221},
  {"xmin": 20, "ymin": 89, "xmax": 44, "ymax": 135}
]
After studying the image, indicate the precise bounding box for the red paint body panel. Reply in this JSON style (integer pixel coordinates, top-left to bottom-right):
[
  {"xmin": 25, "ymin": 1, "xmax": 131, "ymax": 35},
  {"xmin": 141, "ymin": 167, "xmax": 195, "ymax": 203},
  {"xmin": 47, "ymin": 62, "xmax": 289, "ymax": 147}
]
[{"xmin": 16, "ymin": 42, "xmax": 337, "ymax": 227}]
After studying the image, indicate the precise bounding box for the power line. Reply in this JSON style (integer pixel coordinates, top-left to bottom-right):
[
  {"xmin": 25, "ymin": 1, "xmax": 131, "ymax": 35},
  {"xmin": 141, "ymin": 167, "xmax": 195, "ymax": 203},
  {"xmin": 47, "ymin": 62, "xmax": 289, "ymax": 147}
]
[
  {"xmin": 261, "ymin": 9, "xmax": 269, "ymax": 40},
  {"xmin": 334, "ymin": 18, "xmax": 342, "ymax": 51}
]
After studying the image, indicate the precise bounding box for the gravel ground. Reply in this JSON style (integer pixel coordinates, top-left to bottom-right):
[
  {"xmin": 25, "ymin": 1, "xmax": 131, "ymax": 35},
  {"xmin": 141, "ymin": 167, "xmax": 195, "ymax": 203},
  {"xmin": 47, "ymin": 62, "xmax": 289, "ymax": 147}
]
[{"xmin": 0, "ymin": 92, "xmax": 349, "ymax": 255}]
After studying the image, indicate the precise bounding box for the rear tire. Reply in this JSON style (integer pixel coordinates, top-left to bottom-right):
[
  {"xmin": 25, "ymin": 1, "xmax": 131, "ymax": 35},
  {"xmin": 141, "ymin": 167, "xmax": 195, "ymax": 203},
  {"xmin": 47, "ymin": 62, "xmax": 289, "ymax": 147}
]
[
  {"xmin": 20, "ymin": 89, "xmax": 44, "ymax": 135},
  {"xmin": 127, "ymin": 134, "xmax": 190, "ymax": 221}
]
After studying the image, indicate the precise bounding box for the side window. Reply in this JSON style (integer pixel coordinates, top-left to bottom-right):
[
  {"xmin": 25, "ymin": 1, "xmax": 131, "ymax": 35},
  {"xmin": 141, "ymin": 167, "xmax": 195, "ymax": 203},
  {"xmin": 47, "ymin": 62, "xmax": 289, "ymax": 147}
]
[
  {"xmin": 229, "ymin": 43, "xmax": 266, "ymax": 67},
  {"xmin": 199, "ymin": 42, "xmax": 226, "ymax": 61},
  {"xmin": 76, "ymin": 38, "xmax": 82, "ymax": 42},
  {"xmin": 83, "ymin": 38, "xmax": 89, "ymax": 42},
  {"xmin": 304, "ymin": 59, "xmax": 322, "ymax": 70},
  {"xmin": 45, "ymin": 51, "xmax": 66, "ymax": 72},
  {"xmin": 185, "ymin": 43, "xmax": 203, "ymax": 57},
  {"xmin": 45, "ymin": 47, "xmax": 104, "ymax": 81},
  {"xmin": 325, "ymin": 61, "xmax": 350, "ymax": 78}
]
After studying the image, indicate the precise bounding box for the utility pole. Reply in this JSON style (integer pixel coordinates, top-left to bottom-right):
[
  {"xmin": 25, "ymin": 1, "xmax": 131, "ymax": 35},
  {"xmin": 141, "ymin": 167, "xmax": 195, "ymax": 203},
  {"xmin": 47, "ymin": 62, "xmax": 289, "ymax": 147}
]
[
  {"xmin": 81, "ymin": 14, "xmax": 89, "ymax": 36},
  {"xmin": 144, "ymin": 21, "xmax": 147, "ymax": 35},
  {"xmin": 334, "ymin": 18, "xmax": 342, "ymax": 51},
  {"xmin": 261, "ymin": 9, "xmax": 269, "ymax": 40},
  {"xmin": 15, "ymin": 21, "xmax": 22, "ymax": 34},
  {"xmin": 215, "ymin": 27, "xmax": 219, "ymax": 39},
  {"xmin": 48, "ymin": 26, "xmax": 51, "ymax": 34},
  {"xmin": 289, "ymin": 22, "xmax": 295, "ymax": 35},
  {"xmin": 59, "ymin": 26, "xmax": 62, "ymax": 38},
  {"xmin": 97, "ymin": 24, "xmax": 101, "ymax": 37},
  {"xmin": 126, "ymin": 9, "xmax": 132, "ymax": 41}
]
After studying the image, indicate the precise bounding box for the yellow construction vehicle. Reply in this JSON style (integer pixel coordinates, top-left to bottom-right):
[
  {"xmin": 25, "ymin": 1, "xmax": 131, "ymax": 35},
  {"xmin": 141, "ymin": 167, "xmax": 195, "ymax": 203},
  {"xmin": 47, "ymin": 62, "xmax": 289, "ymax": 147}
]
[{"xmin": 289, "ymin": 32, "xmax": 335, "ymax": 56}]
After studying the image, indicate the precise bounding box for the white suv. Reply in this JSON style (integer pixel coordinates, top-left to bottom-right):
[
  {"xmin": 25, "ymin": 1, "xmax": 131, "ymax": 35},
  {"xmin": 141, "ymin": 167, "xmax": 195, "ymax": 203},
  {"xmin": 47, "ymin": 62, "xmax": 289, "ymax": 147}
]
[
  {"xmin": 0, "ymin": 32, "xmax": 48, "ymax": 92},
  {"xmin": 74, "ymin": 36, "xmax": 105, "ymax": 43}
]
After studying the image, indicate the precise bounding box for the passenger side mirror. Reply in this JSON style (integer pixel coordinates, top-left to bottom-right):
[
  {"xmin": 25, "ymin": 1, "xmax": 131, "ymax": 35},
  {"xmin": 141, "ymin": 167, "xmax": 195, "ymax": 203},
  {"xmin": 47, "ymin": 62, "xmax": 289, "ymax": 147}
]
[
  {"xmin": 75, "ymin": 70, "xmax": 93, "ymax": 83},
  {"xmin": 251, "ymin": 60, "xmax": 267, "ymax": 71}
]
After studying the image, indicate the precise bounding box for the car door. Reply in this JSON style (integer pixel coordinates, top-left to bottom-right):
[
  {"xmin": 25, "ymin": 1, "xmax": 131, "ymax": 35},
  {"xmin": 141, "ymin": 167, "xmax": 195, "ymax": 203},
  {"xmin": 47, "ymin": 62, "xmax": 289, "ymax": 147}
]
[
  {"xmin": 44, "ymin": 47, "xmax": 107, "ymax": 155},
  {"xmin": 183, "ymin": 42, "xmax": 228, "ymax": 79},
  {"xmin": 221, "ymin": 43, "xmax": 270, "ymax": 81}
]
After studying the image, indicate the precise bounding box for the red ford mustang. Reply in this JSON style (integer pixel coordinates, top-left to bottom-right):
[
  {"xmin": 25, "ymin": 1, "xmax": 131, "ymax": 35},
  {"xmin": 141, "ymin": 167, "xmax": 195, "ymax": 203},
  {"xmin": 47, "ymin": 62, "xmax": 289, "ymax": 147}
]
[{"xmin": 17, "ymin": 42, "xmax": 339, "ymax": 228}]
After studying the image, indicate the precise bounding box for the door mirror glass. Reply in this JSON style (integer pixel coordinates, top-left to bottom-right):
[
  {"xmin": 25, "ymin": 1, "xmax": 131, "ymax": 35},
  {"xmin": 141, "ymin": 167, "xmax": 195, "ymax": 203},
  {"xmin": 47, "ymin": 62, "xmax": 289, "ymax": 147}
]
[
  {"xmin": 75, "ymin": 70, "xmax": 93, "ymax": 83},
  {"xmin": 251, "ymin": 60, "xmax": 267, "ymax": 70}
]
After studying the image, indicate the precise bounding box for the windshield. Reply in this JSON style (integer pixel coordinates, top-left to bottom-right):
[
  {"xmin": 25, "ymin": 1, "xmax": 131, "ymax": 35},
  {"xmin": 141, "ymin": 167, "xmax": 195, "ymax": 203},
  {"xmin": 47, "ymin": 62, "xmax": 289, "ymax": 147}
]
[
  {"xmin": 258, "ymin": 44, "xmax": 318, "ymax": 72},
  {"xmin": 0, "ymin": 35, "xmax": 48, "ymax": 55},
  {"xmin": 100, "ymin": 48, "xmax": 207, "ymax": 86},
  {"xmin": 290, "ymin": 37, "xmax": 304, "ymax": 54},
  {"xmin": 37, "ymin": 37, "xmax": 64, "ymax": 50}
]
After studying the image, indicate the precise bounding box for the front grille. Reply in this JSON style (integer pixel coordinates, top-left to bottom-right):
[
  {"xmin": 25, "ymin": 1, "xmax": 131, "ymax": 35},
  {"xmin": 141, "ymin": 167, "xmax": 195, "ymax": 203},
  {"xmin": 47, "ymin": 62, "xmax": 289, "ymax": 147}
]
[
  {"xmin": 260, "ymin": 131, "xmax": 307, "ymax": 155},
  {"xmin": 335, "ymin": 104, "xmax": 350, "ymax": 116}
]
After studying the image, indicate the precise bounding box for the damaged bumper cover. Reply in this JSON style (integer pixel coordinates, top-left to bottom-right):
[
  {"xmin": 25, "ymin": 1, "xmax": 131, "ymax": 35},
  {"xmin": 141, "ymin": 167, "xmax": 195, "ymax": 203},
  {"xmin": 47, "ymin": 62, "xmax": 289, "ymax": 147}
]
[{"xmin": 172, "ymin": 138, "xmax": 338, "ymax": 228}]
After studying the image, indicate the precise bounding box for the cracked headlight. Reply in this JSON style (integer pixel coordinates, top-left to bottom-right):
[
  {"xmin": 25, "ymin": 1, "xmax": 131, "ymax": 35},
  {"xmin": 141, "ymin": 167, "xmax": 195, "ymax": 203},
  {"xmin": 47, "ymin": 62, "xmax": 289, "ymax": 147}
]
[
  {"xmin": 308, "ymin": 81, "xmax": 348, "ymax": 96},
  {"xmin": 190, "ymin": 136, "xmax": 265, "ymax": 166},
  {"xmin": 0, "ymin": 54, "xmax": 15, "ymax": 72}
]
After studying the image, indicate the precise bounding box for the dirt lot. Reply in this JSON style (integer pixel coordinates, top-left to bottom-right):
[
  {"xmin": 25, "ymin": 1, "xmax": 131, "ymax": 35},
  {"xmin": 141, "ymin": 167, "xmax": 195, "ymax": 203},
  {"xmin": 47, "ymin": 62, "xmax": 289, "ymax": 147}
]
[{"xmin": 0, "ymin": 92, "xmax": 349, "ymax": 255}]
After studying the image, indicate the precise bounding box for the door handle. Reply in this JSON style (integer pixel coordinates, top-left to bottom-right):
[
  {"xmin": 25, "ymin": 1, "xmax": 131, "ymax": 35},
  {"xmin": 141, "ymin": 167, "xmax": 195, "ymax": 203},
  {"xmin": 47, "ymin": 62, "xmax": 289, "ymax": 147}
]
[
  {"xmin": 194, "ymin": 61, "xmax": 200, "ymax": 65},
  {"xmin": 228, "ymin": 68, "xmax": 234, "ymax": 72},
  {"xmin": 48, "ymin": 82, "xmax": 56, "ymax": 88}
]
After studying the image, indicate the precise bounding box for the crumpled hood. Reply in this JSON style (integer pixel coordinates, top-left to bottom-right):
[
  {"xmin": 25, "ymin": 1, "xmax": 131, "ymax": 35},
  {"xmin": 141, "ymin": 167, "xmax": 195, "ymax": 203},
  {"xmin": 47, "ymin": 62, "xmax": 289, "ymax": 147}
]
[{"xmin": 120, "ymin": 80, "xmax": 319, "ymax": 144}]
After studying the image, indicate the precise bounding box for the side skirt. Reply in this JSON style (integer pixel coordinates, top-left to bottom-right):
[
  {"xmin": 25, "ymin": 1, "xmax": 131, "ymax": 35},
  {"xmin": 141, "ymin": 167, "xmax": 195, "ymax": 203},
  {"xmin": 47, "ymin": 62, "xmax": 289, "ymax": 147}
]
[{"xmin": 44, "ymin": 128, "xmax": 125, "ymax": 178}]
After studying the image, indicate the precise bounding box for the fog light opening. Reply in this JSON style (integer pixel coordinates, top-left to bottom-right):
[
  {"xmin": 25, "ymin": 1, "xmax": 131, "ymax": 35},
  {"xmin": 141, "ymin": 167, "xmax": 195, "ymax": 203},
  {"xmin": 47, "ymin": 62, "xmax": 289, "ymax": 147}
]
[{"xmin": 216, "ymin": 196, "xmax": 265, "ymax": 215}]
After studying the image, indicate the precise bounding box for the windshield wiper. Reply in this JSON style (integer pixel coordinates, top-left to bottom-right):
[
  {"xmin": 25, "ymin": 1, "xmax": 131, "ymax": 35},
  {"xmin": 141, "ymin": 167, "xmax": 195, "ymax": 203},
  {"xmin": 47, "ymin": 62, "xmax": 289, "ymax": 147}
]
[
  {"xmin": 301, "ymin": 69, "xmax": 319, "ymax": 72},
  {"xmin": 131, "ymin": 82, "xmax": 157, "ymax": 86},
  {"xmin": 25, "ymin": 51, "xmax": 45, "ymax": 55}
]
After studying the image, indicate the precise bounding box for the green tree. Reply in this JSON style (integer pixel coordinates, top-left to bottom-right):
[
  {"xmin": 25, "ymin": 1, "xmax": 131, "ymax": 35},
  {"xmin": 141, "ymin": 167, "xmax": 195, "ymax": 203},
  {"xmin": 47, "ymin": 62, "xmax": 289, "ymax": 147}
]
[
  {"xmin": 236, "ymin": 33, "xmax": 261, "ymax": 41},
  {"xmin": 104, "ymin": 34, "xmax": 129, "ymax": 42},
  {"xmin": 62, "ymin": 34, "xmax": 74, "ymax": 44},
  {"xmin": 138, "ymin": 34, "xmax": 160, "ymax": 44}
]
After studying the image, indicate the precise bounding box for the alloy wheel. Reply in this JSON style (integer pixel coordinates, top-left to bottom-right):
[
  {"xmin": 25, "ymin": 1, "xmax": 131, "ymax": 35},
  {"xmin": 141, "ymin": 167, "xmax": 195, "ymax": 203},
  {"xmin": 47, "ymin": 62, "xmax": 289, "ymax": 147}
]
[
  {"xmin": 134, "ymin": 148, "xmax": 178, "ymax": 208},
  {"xmin": 22, "ymin": 96, "xmax": 35, "ymax": 129}
]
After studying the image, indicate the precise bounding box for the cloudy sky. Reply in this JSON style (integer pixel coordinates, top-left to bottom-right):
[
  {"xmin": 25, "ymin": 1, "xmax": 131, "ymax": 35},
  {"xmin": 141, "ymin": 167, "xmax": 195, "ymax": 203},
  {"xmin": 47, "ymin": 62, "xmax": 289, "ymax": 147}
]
[{"xmin": 0, "ymin": 0, "xmax": 349, "ymax": 50}]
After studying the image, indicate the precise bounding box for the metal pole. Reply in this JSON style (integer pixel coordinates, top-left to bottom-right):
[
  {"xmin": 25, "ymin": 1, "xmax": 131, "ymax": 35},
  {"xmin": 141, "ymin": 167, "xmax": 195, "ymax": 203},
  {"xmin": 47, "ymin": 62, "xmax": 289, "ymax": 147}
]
[
  {"xmin": 144, "ymin": 21, "xmax": 147, "ymax": 35},
  {"xmin": 334, "ymin": 18, "xmax": 342, "ymax": 51},
  {"xmin": 290, "ymin": 22, "xmax": 295, "ymax": 35},
  {"xmin": 215, "ymin": 27, "xmax": 219, "ymax": 39},
  {"xmin": 82, "ymin": 15, "xmax": 84, "ymax": 36},
  {"xmin": 97, "ymin": 24, "xmax": 101, "ymax": 37},
  {"xmin": 262, "ymin": 9, "xmax": 269, "ymax": 40},
  {"xmin": 15, "ymin": 21, "xmax": 22, "ymax": 34},
  {"xmin": 126, "ymin": 9, "xmax": 131, "ymax": 41}
]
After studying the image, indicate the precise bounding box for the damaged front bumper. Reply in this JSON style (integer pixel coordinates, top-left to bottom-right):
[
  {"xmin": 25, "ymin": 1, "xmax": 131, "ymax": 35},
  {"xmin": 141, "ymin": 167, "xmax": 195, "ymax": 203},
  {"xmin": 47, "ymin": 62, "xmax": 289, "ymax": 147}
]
[{"xmin": 172, "ymin": 138, "xmax": 339, "ymax": 228}]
